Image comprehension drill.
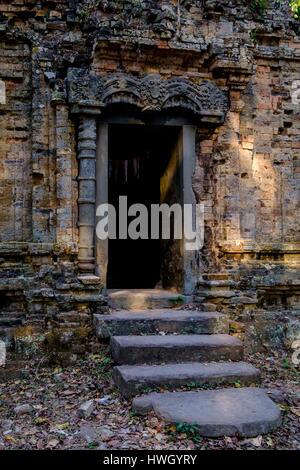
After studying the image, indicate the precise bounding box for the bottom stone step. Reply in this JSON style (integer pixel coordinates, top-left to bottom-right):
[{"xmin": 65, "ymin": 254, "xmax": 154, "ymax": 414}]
[
  {"xmin": 113, "ymin": 362, "xmax": 260, "ymax": 397},
  {"xmin": 133, "ymin": 388, "xmax": 281, "ymax": 437}
]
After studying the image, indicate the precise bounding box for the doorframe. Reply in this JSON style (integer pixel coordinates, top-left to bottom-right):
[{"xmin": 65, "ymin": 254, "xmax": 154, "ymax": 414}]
[
  {"xmin": 95, "ymin": 114, "xmax": 197, "ymax": 295},
  {"xmin": 67, "ymin": 70, "xmax": 228, "ymax": 289}
]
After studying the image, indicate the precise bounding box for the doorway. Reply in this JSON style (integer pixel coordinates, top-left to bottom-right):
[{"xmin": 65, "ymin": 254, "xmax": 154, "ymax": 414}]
[{"xmin": 106, "ymin": 124, "xmax": 183, "ymax": 290}]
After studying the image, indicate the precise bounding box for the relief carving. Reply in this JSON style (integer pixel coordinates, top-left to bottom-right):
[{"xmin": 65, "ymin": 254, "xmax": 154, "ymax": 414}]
[{"xmin": 67, "ymin": 69, "xmax": 228, "ymax": 123}]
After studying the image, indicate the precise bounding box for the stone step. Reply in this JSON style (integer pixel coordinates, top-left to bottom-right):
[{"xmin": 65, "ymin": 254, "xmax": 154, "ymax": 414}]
[
  {"xmin": 108, "ymin": 289, "xmax": 191, "ymax": 310},
  {"xmin": 113, "ymin": 361, "xmax": 260, "ymax": 397},
  {"xmin": 132, "ymin": 388, "xmax": 281, "ymax": 437},
  {"xmin": 110, "ymin": 334, "xmax": 243, "ymax": 365},
  {"xmin": 198, "ymin": 279, "xmax": 236, "ymax": 288},
  {"xmin": 94, "ymin": 310, "xmax": 228, "ymax": 338}
]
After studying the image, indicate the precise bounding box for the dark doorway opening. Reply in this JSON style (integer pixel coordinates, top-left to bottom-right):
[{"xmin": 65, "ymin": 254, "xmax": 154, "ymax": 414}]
[{"xmin": 107, "ymin": 124, "xmax": 182, "ymax": 289}]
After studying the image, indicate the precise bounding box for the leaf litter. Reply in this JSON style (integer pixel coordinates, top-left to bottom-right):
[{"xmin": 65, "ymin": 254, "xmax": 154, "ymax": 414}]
[{"xmin": 0, "ymin": 350, "xmax": 299, "ymax": 450}]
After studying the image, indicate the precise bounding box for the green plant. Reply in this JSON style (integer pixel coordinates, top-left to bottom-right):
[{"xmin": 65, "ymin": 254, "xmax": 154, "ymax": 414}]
[
  {"xmin": 88, "ymin": 442, "xmax": 98, "ymax": 449},
  {"xmin": 78, "ymin": 9, "xmax": 89, "ymax": 23},
  {"xmin": 97, "ymin": 355, "xmax": 112, "ymax": 379},
  {"xmin": 250, "ymin": 0, "xmax": 300, "ymax": 20},
  {"xmin": 184, "ymin": 381, "xmax": 213, "ymax": 390},
  {"xmin": 128, "ymin": 410, "xmax": 139, "ymax": 421},
  {"xmin": 229, "ymin": 322, "xmax": 238, "ymax": 333},
  {"xmin": 234, "ymin": 380, "xmax": 242, "ymax": 388},
  {"xmin": 186, "ymin": 381, "xmax": 198, "ymax": 389},
  {"xmin": 140, "ymin": 386, "xmax": 161, "ymax": 394},
  {"xmin": 250, "ymin": 0, "xmax": 269, "ymax": 16},
  {"xmin": 168, "ymin": 295, "xmax": 185, "ymax": 305},
  {"xmin": 290, "ymin": 0, "xmax": 300, "ymax": 18},
  {"xmin": 87, "ymin": 351, "xmax": 112, "ymax": 379},
  {"xmin": 282, "ymin": 357, "xmax": 291, "ymax": 369},
  {"xmin": 174, "ymin": 422, "xmax": 202, "ymax": 443},
  {"xmin": 250, "ymin": 28, "xmax": 258, "ymax": 43},
  {"xmin": 98, "ymin": 355, "xmax": 112, "ymax": 369}
]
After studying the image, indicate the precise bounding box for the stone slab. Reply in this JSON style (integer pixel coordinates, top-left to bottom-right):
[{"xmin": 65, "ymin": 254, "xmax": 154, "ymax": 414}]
[
  {"xmin": 94, "ymin": 310, "xmax": 228, "ymax": 338},
  {"xmin": 110, "ymin": 334, "xmax": 243, "ymax": 365},
  {"xmin": 113, "ymin": 361, "xmax": 260, "ymax": 397},
  {"xmin": 133, "ymin": 388, "xmax": 281, "ymax": 437},
  {"xmin": 108, "ymin": 289, "xmax": 191, "ymax": 310}
]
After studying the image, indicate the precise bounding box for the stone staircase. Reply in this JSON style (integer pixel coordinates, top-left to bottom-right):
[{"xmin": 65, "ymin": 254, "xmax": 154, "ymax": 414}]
[{"xmin": 94, "ymin": 290, "xmax": 281, "ymax": 437}]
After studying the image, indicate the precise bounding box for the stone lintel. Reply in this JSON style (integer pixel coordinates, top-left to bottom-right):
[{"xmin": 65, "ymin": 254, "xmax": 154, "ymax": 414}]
[{"xmin": 67, "ymin": 69, "xmax": 229, "ymax": 124}]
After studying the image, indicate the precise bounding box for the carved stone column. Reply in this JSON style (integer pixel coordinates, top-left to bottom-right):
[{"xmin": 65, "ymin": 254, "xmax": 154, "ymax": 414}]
[{"xmin": 77, "ymin": 116, "xmax": 97, "ymax": 273}]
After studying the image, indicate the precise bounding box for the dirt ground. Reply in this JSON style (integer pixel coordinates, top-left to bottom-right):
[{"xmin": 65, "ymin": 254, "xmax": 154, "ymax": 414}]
[{"xmin": 0, "ymin": 347, "xmax": 299, "ymax": 450}]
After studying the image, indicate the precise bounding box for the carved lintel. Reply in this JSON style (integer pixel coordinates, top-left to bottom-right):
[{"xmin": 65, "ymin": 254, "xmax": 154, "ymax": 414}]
[{"xmin": 67, "ymin": 69, "xmax": 228, "ymax": 124}]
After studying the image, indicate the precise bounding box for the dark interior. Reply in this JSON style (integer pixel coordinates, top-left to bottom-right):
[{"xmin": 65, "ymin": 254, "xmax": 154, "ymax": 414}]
[{"xmin": 107, "ymin": 124, "xmax": 180, "ymax": 289}]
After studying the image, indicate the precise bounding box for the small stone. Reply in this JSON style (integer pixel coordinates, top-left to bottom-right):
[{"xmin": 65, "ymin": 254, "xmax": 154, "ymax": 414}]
[
  {"xmin": 14, "ymin": 404, "xmax": 33, "ymax": 415},
  {"xmin": 265, "ymin": 388, "xmax": 286, "ymax": 403},
  {"xmin": 96, "ymin": 395, "xmax": 112, "ymax": 405},
  {"xmin": 44, "ymin": 71, "xmax": 56, "ymax": 81},
  {"xmin": 53, "ymin": 373, "xmax": 65, "ymax": 382},
  {"xmin": 98, "ymin": 426, "xmax": 114, "ymax": 441},
  {"xmin": 291, "ymin": 391, "xmax": 300, "ymax": 405},
  {"xmin": 80, "ymin": 424, "xmax": 98, "ymax": 444},
  {"xmin": 97, "ymin": 443, "xmax": 108, "ymax": 450},
  {"xmin": 77, "ymin": 399, "xmax": 94, "ymax": 418},
  {"xmin": 0, "ymin": 419, "xmax": 13, "ymax": 431}
]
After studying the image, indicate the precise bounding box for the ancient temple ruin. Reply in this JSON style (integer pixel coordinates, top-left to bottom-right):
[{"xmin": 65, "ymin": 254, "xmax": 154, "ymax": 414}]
[{"xmin": 0, "ymin": 0, "xmax": 299, "ymax": 352}]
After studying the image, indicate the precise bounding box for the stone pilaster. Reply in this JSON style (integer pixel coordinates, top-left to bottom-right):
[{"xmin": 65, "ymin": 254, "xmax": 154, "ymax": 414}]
[
  {"xmin": 55, "ymin": 104, "xmax": 76, "ymax": 245},
  {"xmin": 77, "ymin": 116, "xmax": 97, "ymax": 274}
]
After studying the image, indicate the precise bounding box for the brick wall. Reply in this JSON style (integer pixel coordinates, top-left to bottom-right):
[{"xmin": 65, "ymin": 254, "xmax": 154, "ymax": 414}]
[{"xmin": 0, "ymin": 41, "xmax": 32, "ymax": 242}]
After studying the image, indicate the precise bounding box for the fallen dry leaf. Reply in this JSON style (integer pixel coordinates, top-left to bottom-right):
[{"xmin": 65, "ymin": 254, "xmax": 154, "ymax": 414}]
[
  {"xmin": 35, "ymin": 417, "xmax": 49, "ymax": 425},
  {"xmin": 290, "ymin": 407, "xmax": 300, "ymax": 417},
  {"xmin": 47, "ymin": 439, "xmax": 59, "ymax": 448},
  {"xmin": 56, "ymin": 422, "xmax": 69, "ymax": 430},
  {"xmin": 250, "ymin": 436, "xmax": 263, "ymax": 447},
  {"xmin": 0, "ymin": 350, "xmax": 299, "ymax": 451},
  {"xmin": 266, "ymin": 437, "xmax": 273, "ymax": 447}
]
